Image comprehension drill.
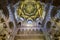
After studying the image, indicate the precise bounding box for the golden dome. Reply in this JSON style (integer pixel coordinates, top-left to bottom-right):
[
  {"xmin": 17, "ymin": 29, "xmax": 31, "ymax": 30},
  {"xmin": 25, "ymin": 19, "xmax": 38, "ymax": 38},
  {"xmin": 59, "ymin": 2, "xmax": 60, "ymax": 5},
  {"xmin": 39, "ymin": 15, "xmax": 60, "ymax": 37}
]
[{"xmin": 17, "ymin": 0, "xmax": 43, "ymax": 21}]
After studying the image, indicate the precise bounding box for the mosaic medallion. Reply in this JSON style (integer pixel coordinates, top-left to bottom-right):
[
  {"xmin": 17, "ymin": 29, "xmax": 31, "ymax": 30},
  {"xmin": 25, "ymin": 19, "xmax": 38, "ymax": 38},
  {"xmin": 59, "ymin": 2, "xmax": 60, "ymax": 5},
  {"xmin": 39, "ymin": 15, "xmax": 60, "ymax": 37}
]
[{"xmin": 17, "ymin": 0, "xmax": 43, "ymax": 21}]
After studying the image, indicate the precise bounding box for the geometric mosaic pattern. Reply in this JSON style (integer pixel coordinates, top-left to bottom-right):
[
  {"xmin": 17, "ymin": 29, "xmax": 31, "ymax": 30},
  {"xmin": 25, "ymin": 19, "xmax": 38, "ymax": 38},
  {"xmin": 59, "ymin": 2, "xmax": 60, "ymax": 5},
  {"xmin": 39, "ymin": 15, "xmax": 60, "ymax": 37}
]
[{"xmin": 17, "ymin": 0, "xmax": 43, "ymax": 21}]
